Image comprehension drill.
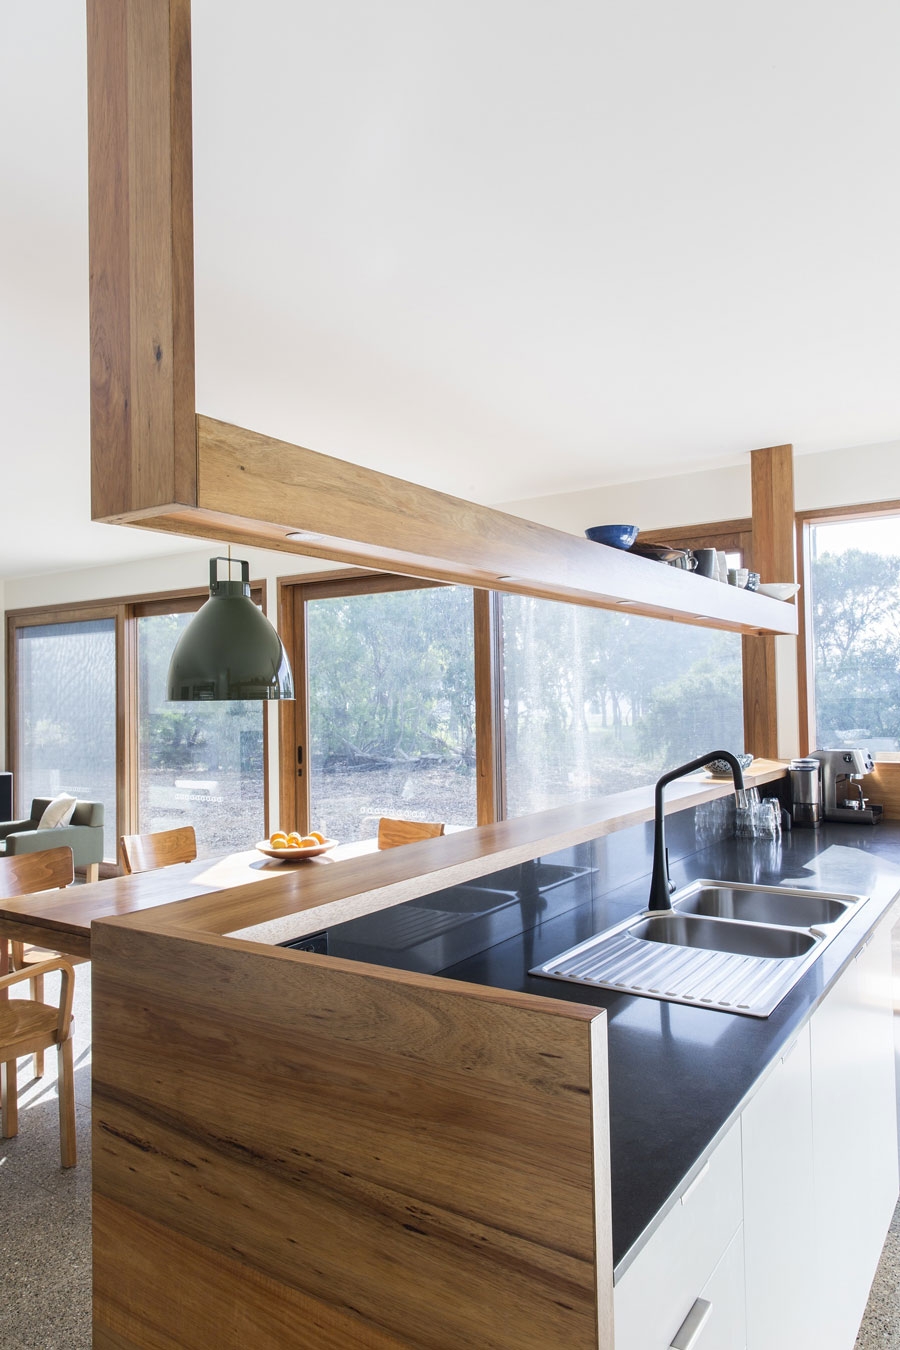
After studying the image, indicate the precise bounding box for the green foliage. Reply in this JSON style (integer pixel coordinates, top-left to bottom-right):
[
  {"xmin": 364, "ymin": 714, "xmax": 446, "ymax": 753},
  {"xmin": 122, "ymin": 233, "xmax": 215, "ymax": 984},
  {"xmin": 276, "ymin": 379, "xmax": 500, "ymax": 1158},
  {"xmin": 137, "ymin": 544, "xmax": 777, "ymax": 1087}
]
[
  {"xmin": 307, "ymin": 588, "xmax": 475, "ymax": 765},
  {"xmin": 636, "ymin": 658, "xmax": 744, "ymax": 764},
  {"xmin": 502, "ymin": 595, "xmax": 745, "ymax": 799},
  {"xmin": 811, "ymin": 548, "xmax": 900, "ymax": 746},
  {"xmin": 146, "ymin": 709, "xmax": 208, "ymax": 769}
]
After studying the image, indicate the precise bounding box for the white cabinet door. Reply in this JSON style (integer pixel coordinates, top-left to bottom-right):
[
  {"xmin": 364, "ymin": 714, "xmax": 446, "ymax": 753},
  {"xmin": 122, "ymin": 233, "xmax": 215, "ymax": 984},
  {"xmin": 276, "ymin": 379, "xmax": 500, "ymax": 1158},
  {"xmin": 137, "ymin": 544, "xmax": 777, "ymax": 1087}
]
[
  {"xmin": 664, "ymin": 1226, "xmax": 746, "ymax": 1350},
  {"xmin": 855, "ymin": 925, "xmax": 900, "ymax": 1255},
  {"xmin": 614, "ymin": 1123, "xmax": 743, "ymax": 1350},
  {"xmin": 741, "ymin": 1024, "xmax": 817, "ymax": 1350},
  {"xmin": 695, "ymin": 1226, "xmax": 746, "ymax": 1350},
  {"xmin": 810, "ymin": 924, "xmax": 899, "ymax": 1350}
]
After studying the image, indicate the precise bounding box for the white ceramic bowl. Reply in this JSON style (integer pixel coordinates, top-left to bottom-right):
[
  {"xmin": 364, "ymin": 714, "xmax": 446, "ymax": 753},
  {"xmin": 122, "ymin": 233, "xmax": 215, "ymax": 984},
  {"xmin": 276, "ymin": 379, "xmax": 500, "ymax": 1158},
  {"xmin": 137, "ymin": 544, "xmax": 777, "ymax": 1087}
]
[
  {"xmin": 256, "ymin": 838, "xmax": 337, "ymax": 860},
  {"xmin": 757, "ymin": 582, "xmax": 800, "ymax": 601}
]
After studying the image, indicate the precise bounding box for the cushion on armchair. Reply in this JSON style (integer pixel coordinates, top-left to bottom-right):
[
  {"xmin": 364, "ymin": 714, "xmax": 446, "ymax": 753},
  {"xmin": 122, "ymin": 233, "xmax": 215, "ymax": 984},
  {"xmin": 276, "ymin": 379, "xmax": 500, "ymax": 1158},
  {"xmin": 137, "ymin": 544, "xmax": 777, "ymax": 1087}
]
[
  {"xmin": 0, "ymin": 797, "xmax": 105, "ymax": 868},
  {"xmin": 37, "ymin": 793, "xmax": 77, "ymax": 829}
]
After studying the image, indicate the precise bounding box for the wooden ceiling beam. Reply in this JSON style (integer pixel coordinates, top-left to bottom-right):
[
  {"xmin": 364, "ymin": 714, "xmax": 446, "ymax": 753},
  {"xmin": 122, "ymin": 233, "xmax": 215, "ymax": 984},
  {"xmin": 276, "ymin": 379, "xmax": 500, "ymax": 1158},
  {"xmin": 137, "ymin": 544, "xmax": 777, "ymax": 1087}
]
[{"xmin": 87, "ymin": 0, "xmax": 196, "ymax": 519}]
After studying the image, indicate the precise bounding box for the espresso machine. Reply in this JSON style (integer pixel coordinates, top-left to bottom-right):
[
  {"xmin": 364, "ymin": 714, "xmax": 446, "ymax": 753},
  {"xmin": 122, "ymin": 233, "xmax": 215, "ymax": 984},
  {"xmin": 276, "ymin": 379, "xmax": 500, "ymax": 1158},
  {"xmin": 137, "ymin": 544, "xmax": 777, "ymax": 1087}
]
[{"xmin": 811, "ymin": 748, "xmax": 883, "ymax": 825}]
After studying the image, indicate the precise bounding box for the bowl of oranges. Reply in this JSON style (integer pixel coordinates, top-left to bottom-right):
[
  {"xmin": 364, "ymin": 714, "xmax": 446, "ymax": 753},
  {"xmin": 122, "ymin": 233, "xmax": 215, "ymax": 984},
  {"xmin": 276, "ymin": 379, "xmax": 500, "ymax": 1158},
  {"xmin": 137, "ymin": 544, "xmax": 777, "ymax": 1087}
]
[{"xmin": 256, "ymin": 830, "xmax": 337, "ymax": 861}]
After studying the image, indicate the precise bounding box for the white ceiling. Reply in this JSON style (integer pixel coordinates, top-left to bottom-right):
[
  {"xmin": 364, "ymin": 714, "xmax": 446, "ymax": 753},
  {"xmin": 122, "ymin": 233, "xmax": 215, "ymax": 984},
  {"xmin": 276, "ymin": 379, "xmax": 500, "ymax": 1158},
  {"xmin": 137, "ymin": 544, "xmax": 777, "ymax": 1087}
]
[{"xmin": 2, "ymin": 1, "xmax": 899, "ymax": 580}]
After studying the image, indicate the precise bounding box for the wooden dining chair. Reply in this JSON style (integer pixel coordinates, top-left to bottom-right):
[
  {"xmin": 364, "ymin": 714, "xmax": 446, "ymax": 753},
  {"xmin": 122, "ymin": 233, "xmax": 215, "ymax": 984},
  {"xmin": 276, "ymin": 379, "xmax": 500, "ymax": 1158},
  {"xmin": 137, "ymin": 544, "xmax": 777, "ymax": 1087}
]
[
  {"xmin": 0, "ymin": 955, "xmax": 77, "ymax": 1166},
  {"xmin": 377, "ymin": 817, "xmax": 446, "ymax": 850},
  {"xmin": 2, "ymin": 847, "xmax": 77, "ymax": 1077},
  {"xmin": 119, "ymin": 825, "xmax": 198, "ymax": 876}
]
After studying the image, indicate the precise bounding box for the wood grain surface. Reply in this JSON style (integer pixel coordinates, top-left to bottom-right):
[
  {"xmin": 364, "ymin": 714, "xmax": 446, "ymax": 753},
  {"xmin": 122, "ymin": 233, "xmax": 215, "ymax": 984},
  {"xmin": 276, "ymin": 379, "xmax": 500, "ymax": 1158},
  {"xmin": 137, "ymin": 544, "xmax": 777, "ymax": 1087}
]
[
  {"xmin": 377, "ymin": 818, "xmax": 446, "ymax": 849},
  {"xmin": 750, "ymin": 444, "xmax": 796, "ymax": 587},
  {"xmin": 87, "ymin": 0, "xmax": 196, "ymax": 520},
  {"xmin": 119, "ymin": 826, "xmax": 197, "ymax": 875},
  {"xmin": 744, "ymin": 446, "xmax": 796, "ymax": 759},
  {"xmin": 106, "ymin": 417, "xmax": 796, "ymax": 637},
  {"xmin": 864, "ymin": 762, "xmax": 900, "ymax": 821},
  {"xmin": 92, "ymin": 924, "xmax": 611, "ymax": 1349}
]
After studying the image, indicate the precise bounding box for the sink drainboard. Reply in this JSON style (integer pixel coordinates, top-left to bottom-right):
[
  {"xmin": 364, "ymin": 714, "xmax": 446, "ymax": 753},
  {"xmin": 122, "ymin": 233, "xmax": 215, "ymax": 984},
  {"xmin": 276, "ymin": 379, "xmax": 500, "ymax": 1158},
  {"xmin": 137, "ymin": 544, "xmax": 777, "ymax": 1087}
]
[{"xmin": 532, "ymin": 926, "xmax": 819, "ymax": 1016}]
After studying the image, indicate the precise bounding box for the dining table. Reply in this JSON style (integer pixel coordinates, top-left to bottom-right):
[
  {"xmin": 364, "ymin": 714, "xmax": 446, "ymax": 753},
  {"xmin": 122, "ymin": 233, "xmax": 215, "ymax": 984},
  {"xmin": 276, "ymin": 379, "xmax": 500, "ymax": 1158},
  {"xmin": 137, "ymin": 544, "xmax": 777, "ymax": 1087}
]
[{"xmin": 0, "ymin": 839, "xmax": 377, "ymax": 975}]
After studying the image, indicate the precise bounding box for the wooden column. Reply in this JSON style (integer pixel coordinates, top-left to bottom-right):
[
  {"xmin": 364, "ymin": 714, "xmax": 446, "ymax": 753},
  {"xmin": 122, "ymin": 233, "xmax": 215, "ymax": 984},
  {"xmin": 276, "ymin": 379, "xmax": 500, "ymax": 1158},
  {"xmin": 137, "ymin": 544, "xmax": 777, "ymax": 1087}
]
[
  {"xmin": 474, "ymin": 589, "xmax": 501, "ymax": 824},
  {"xmin": 742, "ymin": 445, "xmax": 796, "ymax": 759},
  {"xmin": 87, "ymin": 0, "xmax": 197, "ymax": 519}
]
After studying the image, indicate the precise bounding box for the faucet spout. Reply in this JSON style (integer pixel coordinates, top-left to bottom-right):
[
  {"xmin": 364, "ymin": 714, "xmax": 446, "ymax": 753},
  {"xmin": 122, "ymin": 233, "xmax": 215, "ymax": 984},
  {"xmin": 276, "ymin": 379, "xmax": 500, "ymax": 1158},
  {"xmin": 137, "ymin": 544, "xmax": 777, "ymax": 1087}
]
[{"xmin": 648, "ymin": 750, "xmax": 747, "ymax": 911}]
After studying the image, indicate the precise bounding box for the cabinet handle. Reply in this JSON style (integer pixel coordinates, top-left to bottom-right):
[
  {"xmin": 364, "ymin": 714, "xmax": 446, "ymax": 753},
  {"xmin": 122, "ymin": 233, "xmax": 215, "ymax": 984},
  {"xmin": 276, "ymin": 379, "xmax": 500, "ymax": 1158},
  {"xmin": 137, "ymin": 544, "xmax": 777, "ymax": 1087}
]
[{"xmin": 669, "ymin": 1297, "xmax": 712, "ymax": 1350}]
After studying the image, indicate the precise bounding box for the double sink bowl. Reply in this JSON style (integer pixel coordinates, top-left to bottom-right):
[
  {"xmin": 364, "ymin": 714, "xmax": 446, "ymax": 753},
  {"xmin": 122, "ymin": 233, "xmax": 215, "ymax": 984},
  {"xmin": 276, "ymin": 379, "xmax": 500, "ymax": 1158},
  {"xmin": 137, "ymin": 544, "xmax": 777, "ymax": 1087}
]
[{"xmin": 531, "ymin": 880, "xmax": 868, "ymax": 1017}]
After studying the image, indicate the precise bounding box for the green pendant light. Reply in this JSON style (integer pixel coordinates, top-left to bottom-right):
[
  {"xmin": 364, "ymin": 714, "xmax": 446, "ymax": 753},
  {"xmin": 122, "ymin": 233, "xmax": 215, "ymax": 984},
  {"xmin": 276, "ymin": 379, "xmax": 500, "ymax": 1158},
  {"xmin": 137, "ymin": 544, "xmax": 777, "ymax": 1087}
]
[{"xmin": 167, "ymin": 557, "xmax": 294, "ymax": 701}]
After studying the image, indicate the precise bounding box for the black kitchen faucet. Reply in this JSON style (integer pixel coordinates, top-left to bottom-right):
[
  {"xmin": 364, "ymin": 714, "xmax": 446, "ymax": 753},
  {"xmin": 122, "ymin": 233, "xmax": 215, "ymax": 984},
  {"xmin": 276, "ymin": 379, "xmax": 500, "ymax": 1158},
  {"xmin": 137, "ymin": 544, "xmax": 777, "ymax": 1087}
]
[{"xmin": 648, "ymin": 751, "xmax": 748, "ymax": 911}]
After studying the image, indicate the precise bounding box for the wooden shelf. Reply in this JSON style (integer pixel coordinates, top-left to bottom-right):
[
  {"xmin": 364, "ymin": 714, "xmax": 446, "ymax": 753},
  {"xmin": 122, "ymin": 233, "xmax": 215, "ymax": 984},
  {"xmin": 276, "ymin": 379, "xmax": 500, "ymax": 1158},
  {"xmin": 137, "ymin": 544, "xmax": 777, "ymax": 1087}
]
[{"xmin": 116, "ymin": 417, "xmax": 798, "ymax": 637}]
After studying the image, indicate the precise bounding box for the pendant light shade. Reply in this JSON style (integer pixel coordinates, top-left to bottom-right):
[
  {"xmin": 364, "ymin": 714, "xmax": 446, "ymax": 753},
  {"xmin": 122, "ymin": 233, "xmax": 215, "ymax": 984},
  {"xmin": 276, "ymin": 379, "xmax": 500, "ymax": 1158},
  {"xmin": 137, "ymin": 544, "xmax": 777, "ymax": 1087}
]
[{"xmin": 167, "ymin": 557, "xmax": 294, "ymax": 701}]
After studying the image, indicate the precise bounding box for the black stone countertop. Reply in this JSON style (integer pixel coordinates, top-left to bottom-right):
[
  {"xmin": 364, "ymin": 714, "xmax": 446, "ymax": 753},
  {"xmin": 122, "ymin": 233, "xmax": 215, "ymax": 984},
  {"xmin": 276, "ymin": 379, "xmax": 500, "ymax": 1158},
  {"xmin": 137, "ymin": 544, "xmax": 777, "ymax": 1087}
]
[{"xmin": 323, "ymin": 821, "xmax": 900, "ymax": 1279}]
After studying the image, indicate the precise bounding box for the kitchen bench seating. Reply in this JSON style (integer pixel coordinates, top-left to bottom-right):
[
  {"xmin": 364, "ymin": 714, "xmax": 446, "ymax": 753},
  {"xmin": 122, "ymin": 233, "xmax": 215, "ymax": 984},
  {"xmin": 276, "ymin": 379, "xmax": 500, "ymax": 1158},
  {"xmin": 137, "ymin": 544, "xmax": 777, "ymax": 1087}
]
[{"xmin": 0, "ymin": 956, "xmax": 77, "ymax": 1167}]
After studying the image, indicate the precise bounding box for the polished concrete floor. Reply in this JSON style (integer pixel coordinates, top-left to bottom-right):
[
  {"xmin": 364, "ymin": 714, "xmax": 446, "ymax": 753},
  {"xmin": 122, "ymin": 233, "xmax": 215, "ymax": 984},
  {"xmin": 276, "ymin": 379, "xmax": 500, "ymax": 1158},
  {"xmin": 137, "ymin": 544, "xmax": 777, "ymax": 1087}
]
[{"xmin": 1, "ymin": 964, "xmax": 899, "ymax": 1349}]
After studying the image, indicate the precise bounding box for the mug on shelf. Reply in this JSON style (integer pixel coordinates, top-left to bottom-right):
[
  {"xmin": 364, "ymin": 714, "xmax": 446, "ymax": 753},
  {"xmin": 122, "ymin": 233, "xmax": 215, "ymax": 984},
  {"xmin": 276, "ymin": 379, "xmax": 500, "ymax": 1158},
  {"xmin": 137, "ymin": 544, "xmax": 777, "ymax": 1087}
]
[
  {"xmin": 728, "ymin": 567, "xmax": 750, "ymax": 588},
  {"xmin": 694, "ymin": 548, "xmax": 718, "ymax": 578}
]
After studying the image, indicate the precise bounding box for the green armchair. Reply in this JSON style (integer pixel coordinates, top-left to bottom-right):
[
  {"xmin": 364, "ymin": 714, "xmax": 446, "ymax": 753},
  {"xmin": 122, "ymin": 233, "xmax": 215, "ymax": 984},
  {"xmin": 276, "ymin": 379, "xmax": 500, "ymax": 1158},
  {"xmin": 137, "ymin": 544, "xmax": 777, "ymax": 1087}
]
[{"xmin": 0, "ymin": 798, "xmax": 105, "ymax": 881}]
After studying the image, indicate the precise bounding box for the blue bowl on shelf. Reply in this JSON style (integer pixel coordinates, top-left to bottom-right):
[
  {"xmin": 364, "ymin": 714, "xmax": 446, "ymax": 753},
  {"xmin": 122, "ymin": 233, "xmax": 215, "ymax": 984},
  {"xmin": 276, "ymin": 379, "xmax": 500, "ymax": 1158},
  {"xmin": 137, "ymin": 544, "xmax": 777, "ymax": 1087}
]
[{"xmin": 584, "ymin": 524, "xmax": 640, "ymax": 549}]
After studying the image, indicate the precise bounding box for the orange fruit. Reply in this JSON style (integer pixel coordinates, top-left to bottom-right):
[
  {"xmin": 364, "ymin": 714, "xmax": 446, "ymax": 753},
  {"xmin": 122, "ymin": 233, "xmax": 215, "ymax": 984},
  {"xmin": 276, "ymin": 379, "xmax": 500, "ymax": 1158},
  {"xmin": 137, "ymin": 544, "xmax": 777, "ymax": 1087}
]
[
  {"xmin": 299, "ymin": 836, "xmax": 318, "ymax": 847},
  {"xmin": 270, "ymin": 832, "xmax": 288, "ymax": 848},
  {"xmin": 308, "ymin": 831, "xmax": 326, "ymax": 844},
  {"xmin": 286, "ymin": 832, "xmax": 303, "ymax": 847}
]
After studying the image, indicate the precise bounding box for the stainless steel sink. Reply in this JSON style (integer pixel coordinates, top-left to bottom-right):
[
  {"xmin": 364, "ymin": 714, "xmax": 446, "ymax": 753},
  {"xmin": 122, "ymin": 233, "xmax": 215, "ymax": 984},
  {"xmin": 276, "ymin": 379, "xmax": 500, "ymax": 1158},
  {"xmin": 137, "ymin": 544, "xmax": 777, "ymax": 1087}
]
[
  {"xmin": 628, "ymin": 912, "xmax": 818, "ymax": 959},
  {"xmin": 671, "ymin": 881, "xmax": 852, "ymax": 930},
  {"xmin": 530, "ymin": 880, "xmax": 868, "ymax": 1017}
]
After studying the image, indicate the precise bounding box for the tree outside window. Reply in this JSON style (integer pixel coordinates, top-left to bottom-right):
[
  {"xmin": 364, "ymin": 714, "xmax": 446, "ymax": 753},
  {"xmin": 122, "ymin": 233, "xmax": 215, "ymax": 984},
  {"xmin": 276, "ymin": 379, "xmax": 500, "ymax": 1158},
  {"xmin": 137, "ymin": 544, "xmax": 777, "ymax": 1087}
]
[{"xmin": 808, "ymin": 516, "xmax": 900, "ymax": 752}]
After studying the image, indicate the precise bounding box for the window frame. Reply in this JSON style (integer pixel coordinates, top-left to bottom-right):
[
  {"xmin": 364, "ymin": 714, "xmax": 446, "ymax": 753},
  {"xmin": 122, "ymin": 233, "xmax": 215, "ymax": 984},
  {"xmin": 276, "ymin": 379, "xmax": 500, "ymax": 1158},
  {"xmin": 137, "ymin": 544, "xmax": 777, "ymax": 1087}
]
[
  {"xmin": 278, "ymin": 571, "xmax": 499, "ymax": 833},
  {"xmin": 6, "ymin": 580, "xmax": 270, "ymax": 867},
  {"xmin": 796, "ymin": 500, "xmax": 900, "ymax": 757}
]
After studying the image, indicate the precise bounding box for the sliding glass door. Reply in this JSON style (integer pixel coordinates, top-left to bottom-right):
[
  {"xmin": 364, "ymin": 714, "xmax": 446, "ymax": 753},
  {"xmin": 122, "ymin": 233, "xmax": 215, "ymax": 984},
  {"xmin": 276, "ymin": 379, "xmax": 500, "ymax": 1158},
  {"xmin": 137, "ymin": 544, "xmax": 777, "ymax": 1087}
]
[
  {"xmin": 15, "ymin": 617, "xmax": 117, "ymax": 857},
  {"xmin": 286, "ymin": 578, "xmax": 478, "ymax": 842},
  {"xmin": 10, "ymin": 589, "xmax": 270, "ymax": 865}
]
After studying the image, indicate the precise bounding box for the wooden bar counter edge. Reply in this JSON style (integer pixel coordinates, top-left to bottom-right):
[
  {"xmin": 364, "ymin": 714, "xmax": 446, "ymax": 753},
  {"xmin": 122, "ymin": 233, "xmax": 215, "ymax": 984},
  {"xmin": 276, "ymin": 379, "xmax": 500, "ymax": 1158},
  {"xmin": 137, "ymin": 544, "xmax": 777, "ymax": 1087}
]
[{"xmin": 89, "ymin": 759, "xmax": 786, "ymax": 1350}]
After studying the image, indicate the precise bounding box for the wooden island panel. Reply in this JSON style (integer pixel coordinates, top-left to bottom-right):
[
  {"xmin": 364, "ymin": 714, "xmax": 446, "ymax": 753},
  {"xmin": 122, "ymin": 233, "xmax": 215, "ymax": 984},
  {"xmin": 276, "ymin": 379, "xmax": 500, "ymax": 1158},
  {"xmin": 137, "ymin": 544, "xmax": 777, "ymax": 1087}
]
[{"xmin": 91, "ymin": 924, "xmax": 612, "ymax": 1349}]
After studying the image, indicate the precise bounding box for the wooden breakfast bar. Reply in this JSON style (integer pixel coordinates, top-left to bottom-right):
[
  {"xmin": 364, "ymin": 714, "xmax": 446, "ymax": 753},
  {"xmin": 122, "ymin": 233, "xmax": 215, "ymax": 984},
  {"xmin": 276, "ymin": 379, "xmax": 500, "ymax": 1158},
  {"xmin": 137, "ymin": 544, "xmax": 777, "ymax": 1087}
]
[{"xmin": 73, "ymin": 766, "xmax": 787, "ymax": 1350}]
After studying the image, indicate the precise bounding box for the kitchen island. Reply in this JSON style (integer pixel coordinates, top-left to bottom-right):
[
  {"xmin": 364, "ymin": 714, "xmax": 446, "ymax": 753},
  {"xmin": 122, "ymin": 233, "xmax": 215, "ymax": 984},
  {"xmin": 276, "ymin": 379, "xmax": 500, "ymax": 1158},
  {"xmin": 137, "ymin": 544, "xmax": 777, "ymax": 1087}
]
[{"xmin": 89, "ymin": 770, "xmax": 900, "ymax": 1350}]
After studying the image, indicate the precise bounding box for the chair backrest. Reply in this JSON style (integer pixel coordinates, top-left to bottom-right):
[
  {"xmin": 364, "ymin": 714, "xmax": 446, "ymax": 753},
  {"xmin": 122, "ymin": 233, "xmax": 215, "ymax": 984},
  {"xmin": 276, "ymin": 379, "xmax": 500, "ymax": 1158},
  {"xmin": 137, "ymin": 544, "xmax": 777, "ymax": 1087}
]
[
  {"xmin": 0, "ymin": 846, "xmax": 74, "ymax": 895},
  {"xmin": 29, "ymin": 798, "xmax": 104, "ymax": 829},
  {"xmin": 377, "ymin": 817, "xmax": 446, "ymax": 850},
  {"xmin": 119, "ymin": 826, "xmax": 198, "ymax": 875}
]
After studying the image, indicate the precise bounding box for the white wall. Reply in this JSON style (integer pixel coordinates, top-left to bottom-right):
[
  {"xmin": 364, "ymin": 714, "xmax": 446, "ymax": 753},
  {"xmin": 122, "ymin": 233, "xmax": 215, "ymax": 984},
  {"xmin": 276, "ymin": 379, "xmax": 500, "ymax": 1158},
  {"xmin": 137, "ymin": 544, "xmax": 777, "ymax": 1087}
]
[{"xmin": 498, "ymin": 439, "xmax": 900, "ymax": 533}]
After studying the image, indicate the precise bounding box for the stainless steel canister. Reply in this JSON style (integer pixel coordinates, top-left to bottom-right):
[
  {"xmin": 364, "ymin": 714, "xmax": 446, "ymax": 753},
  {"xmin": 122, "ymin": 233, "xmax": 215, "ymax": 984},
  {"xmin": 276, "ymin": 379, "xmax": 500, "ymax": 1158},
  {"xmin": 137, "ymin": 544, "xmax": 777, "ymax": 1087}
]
[{"xmin": 789, "ymin": 758, "xmax": 821, "ymax": 828}]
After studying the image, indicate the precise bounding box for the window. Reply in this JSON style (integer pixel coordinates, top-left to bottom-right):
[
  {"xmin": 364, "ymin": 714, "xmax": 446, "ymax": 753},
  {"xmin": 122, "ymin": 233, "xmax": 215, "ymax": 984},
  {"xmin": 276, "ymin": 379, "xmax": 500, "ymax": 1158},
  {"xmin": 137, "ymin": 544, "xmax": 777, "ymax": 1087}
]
[
  {"xmin": 293, "ymin": 580, "xmax": 477, "ymax": 842},
  {"xmin": 14, "ymin": 617, "xmax": 117, "ymax": 857},
  {"xmin": 8, "ymin": 585, "xmax": 270, "ymax": 864},
  {"xmin": 136, "ymin": 610, "xmax": 265, "ymax": 857},
  {"xmin": 500, "ymin": 595, "xmax": 745, "ymax": 816},
  {"xmin": 282, "ymin": 565, "xmax": 750, "ymax": 834},
  {"xmin": 803, "ymin": 509, "xmax": 900, "ymax": 754}
]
